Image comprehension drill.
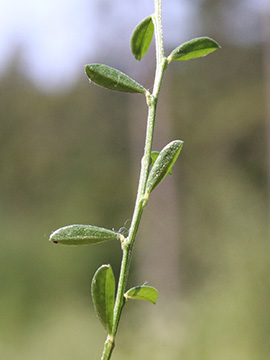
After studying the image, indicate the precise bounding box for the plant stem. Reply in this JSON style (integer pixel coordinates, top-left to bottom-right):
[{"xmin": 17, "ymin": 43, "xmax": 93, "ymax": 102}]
[{"xmin": 100, "ymin": 1, "xmax": 167, "ymax": 358}]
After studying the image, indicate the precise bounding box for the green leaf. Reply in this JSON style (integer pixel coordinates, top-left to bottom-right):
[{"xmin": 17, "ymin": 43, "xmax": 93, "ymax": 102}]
[
  {"xmin": 131, "ymin": 15, "xmax": 154, "ymax": 61},
  {"xmin": 150, "ymin": 151, "xmax": 159, "ymax": 166},
  {"xmin": 168, "ymin": 37, "xmax": 221, "ymax": 62},
  {"xmin": 49, "ymin": 224, "xmax": 123, "ymax": 246},
  {"xmin": 85, "ymin": 64, "xmax": 147, "ymax": 94},
  {"xmin": 145, "ymin": 140, "xmax": 183, "ymax": 195},
  {"xmin": 151, "ymin": 150, "xmax": 172, "ymax": 174},
  {"xmin": 91, "ymin": 264, "xmax": 115, "ymax": 334},
  {"xmin": 124, "ymin": 286, "xmax": 158, "ymax": 304}
]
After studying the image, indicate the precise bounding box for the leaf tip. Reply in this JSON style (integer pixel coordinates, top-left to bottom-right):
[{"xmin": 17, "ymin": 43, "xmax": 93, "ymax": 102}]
[
  {"xmin": 84, "ymin": 64, "xmax": 90, "ymax": 75},
  {"xmin": 49, "ymin": 230, "xmax": 58, "ymax": 244}
]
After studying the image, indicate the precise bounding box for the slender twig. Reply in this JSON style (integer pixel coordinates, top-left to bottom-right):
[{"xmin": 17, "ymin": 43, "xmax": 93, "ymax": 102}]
[{"xmin": 100, "ymin": 1, "xmax": 167, "ymax": 359}]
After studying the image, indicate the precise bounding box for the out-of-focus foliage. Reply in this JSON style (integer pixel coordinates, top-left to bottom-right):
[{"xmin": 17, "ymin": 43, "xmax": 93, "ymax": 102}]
[
  {"xmin": 0, "ymin": 61, "xmax": 134, "ymax": 357},
  {"xmin": 0, "ymin": 1, "xmax": 269, "ymax": 359},
  {"xmin": 169, "ymin": 43, "xmax": 269, "ymax": 359}
]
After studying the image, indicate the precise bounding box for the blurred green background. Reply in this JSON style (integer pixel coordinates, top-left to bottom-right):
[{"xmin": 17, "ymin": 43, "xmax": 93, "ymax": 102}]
[{"xmin": 1, "ymin": 0, "xmax": 269, "ymax": 359}]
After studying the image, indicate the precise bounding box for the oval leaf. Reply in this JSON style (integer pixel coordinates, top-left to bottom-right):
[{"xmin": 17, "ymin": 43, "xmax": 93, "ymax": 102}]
[
  {"xmin": 131, "ymin": 15, "xmax": 154, "ymax": 61},
  {"xmin": 168, "ymin": 37, "xmax": 221, "ymax": 62},
  {"xmin": 91, "ymin": 264, "xmax": 115, "ymax": 334},
  {"xmin": 49, "ymin": 224, "xmax": 122, "ymax": 245},
  {"xmin": 145, "ymin": 140, "xmax": 183, "ymax": 195},
  {"xmin": 124, "ymin": 286, "xmax": 158, "ymax": 304},
  {"xmin": 85, "ymin": 64, "xmax": 147, "ymax": 94}
]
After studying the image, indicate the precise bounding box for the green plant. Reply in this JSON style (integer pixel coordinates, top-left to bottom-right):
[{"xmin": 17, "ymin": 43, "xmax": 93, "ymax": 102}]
[{"xmin": 49, "ymin": 1, "xmax": 220, "ymax": 359}]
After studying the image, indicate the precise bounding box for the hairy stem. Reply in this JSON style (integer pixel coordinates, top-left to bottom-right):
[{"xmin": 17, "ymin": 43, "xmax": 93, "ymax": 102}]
[{"xmin": 100, "ymin": 1, "xmax": 167, "ymax": 358}]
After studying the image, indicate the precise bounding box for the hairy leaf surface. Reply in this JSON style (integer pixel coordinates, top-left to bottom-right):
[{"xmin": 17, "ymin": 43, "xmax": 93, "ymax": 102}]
[
  {"xmin": 50, "ymin": 224, "xmax": 121, "ymax": 245},
  {"xmin": 145, "ymin": 140, "xmax": 183, "ymax": 194},
  {"xmin": 85, "ymin": 64, "xmax": 147, "ymax": 93}
]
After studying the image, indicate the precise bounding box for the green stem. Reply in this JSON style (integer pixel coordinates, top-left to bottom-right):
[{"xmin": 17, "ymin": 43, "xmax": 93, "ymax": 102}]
[
  {"xmin": 101, "ymin": 336, "xmax": 114, "ymax": 360},
  {"xmin": 100, "ymin": 1, "xmax": 167, "ymax": 358}
]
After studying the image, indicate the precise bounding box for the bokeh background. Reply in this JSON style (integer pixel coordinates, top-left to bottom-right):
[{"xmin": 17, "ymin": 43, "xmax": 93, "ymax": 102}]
[{"xmin": 1, "ymin": 0, "xmax": 269, "ymax": 359}]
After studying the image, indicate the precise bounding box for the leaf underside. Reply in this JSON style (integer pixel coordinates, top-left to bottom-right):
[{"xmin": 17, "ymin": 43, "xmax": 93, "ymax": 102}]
[
  {"xmin": 146, "ymin": 140, "xmax": 183, "ymax": 194},
  {"xmin": 49, "ymin": 224, "xmax": 120, "ymax": 245}
]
